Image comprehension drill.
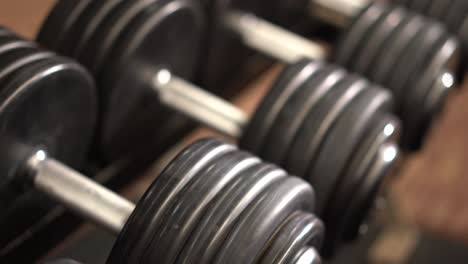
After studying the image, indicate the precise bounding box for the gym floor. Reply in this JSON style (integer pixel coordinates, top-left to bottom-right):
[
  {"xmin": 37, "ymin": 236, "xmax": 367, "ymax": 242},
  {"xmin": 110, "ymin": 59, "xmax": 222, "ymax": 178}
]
[{"xmin": 2, "ymin": 0, "xmax": 468, "ymax": 263}]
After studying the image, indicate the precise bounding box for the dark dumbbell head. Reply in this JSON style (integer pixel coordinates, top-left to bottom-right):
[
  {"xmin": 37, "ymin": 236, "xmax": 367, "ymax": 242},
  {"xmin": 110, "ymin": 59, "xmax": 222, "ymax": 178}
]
[
  {"xmin": 0, "ymin": 40, "xmax": 324, "ymax": 263},
  {"xmin": 334, "ymin": 2, "xmax": 461, "ymax": 149},
  {"xmin": 394, "ymin": 0, "xmax": 468, "ymax": 73},
  {"xmin": 0, "ymin": 27, "xmax": 96, "ymax": 206},
  {"xmin": 109, "ymin": 138, "xmax": 323, "ymax": 264},
  {"xmin": 38, "ymin": 0, "xmax": 204, "ymax": 162},
  {"xmin": 0, "ymin": 27, "xmax": 96, "ymax": 255},
  {"xmin": 240, "ymin": 59, "xmax": 400, "ymax": 252}
]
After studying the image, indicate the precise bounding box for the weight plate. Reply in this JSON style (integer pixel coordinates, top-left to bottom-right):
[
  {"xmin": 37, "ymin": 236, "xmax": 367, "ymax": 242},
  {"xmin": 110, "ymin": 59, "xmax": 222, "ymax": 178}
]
[
  {"xmin": 177, "ymin": 163, "xmax": 284, "ymax": 263},
  {"xmin": 80, "ymin": 0, "xmax": 151, "ymax": 74},
  {"xmin": 73, "ymin": 0, "xmax": 123, "ymax": 60},
  {"xmin": 215, "ymin": 177, "xmax": 314, "ymax": 263},
  {"xmin": 261, "ymin": 64, "xmax": 345, "ymax": 166},
  {"xmin": 0, "ymin": 36, "xmax": 36, "ymax": 51},
  {"xmin": 404, "ymin": 34, "xmax": 460, "ymax": 149},
  {"xmin": 310, "ymin": 87, "xmax": 393, "ymax": 215},
  {"xmin": 0, "ymin": 56, "xmax": 96, "ymax": 203},
  {"xmin": 57, "ymin": 1, "xmax": 104, "ymax": 56},
  {"xmin": 426, "ymin": 0, "xmax": 452, "ymax": 20},
  {"xmin": 108, "ymin": 138, "xmax": 235, "ymax": 264},
  {"xmin": 445, "ymin": 0, "xmax": 468, "ymax": 32},
  {"xmin": 286, "ymin": 74, "xmax": 366, "ymax": 177},
  {"xmin": 37, "ymin": 0, "xmax": 90, "ymax": 51},
  {"xmin": 398, "ymin": 21, "xmax": 447, "ymax": 105},
  {"xmin": 97, "ymin": 0, "xmax": 203, "ymax": 161},
  {"xmin": 387, "ymin": 17, "xmax": 437, "ymax": 110},
  {"xmin": 240, "ymin": 59, "xmax": 320, "ymax": 154},
  {"xmin": 353, "ymin": 6, "xmax": 404, "ymax": 76},
  {"xmin": 324, "ymin": 114, "xmax": 400, "ymax": 251},
  {"xmin": 260, "ymin": 212, "xmax": 324, "ymax": 264},
  {"xmin": 334, "ymin": 3, "xmax": 384, "ymax": 67},
  {"xmin": 409, "ymin": 0, "xmax": 431, "ymax": 12},
  {"xmin": 148, "ymin": 150, "xmax": 256, "ymax": 263},
  {"xmin": 370, "ymin": 8, "xmax": 412, "ymax": 83},
  {"xmin": 73, "ymin": 0, "xmax": 125, "ymax": 70},
  {"xmin": 341, "ymin": 142, "xmax": 398, "ymax": 241},
  {"xmin": 0, "ymin": 47, "xmax": 54, "ymax": 89}
]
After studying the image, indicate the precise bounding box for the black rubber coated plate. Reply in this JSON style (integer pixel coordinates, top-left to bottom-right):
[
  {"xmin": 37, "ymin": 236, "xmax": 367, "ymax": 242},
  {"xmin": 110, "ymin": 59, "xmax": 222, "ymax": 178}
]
[
  {"xmin": 369, "ymin": 8, "xmax": 412, "ymax": 83},
  {"xmin": 0, "ymin": 57, "xmax": 96, "ymax": 200},
  {"xmin": 85, "ymin": 0, "xmax": 155, "ymax": 75},
  {"xmin": 73, "ymin": 0, "xmax": 123, "ymax": 60},
  {"xmin": 74, "ymin": 0, "xmax": 126, "ymax": 70},
  {"xmin": 260, "ymin": 213, "xmax": 324, "ymax": 264},
  {"xmin": 409, "ymin": 0, "xmax": 430, "ymax": 12},
  {"xmin": 404, "ymin": 34, "xmax": 460, "ymax": 149},
  {"xmin": 149, "ymin": 151, "xmax": 254, "ymax": 263},
  {"xmin": 324, "ymin": 114, "xmax": 400, "ymax": 250},
  {"xmin": 215, "ymin": 177, "xmax": 314, "ymax": 263},
  {"xmin": 334, "ymin": 3, "xmax": 384, "ymax": 67},
  {"xmin": 37, "ymin": 0, "xmax": 90, "ymax": 51},
  {"xmin": 177, "ymin": 163, "xmax": 283, "ymax": 263},
  {"xmin": 57, "ymin": 1, "xmax": 103, "ymax": 55},
  {"xmin": 0, "ymin": 47, "xmax": 54, "ymax": 89},
  {"xmin": 387, "ymin": 17, "xmax": 436, "ymax": 109},
  {"xmin": 353, "ymin": 6, "xmax": 404, "ymax": 76},
  {"xmin": 108, "ymin": 139, "xmax": 235, "ymax": 263},
  {"xmin": 309, "ymin": 87, "xmax": 392, "ymax": 215},
  {"xmin": 260, "ymin": 65, "xmax": 344, "ymax": 165},
  {"xmin": 240, "ymin": 59, "xmax": 320, "ymax": 154},
  {"xmin": 97, "ymin": 0, "xmax": 203, "ymax": 160},
  {"xmin": 445, "ymin": 0, "xmax": 468, "ymax": 31},
  {"xmin": 426, "ymin": 0, "xmax": 452, "ymax": 19},
  {"xmin": 341, "ymin": 142, "xmax": 398, "ymax": 241},
  {"xmin": 286, "ymin": 74, "xmax": 367, "ymax": 178}
]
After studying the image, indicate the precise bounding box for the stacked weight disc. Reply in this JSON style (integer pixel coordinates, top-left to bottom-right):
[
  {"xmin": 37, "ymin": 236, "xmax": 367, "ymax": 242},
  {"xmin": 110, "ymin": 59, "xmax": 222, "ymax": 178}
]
[
  {"xmin": 37, "ymin": 0, "xmax": 204, "ymax": 162},
  {"xmin": 0, "ymin": 27, "xmax": 96, "ymax": 257},
  {"xmin": 240, "ymin": 59, "xmax": 400, "ymax": 252},
  {"xmin": 394, "ymin": 0, "xmax": 468, "ymax": 72},
  {"xmin": 334, "ymin": 2, "xmax": 460, "ymax": 149},
  {"xmin": 108, "ymin": 138, "xmax": 323, "ymax": 263}
]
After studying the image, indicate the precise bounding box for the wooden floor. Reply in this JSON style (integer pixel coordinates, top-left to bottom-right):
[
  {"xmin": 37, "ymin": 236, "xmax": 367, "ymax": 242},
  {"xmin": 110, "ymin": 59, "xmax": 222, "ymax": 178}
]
[{"xmin": 2, "ymin": 0, "xmax": 468, "ymax": 251}]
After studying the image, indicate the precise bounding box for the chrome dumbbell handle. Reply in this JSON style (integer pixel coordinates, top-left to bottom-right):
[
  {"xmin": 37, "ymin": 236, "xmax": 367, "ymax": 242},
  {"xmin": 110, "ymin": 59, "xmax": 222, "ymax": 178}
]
[{"xmin": 27, "ymin": 150, "xmax": 135, "ymax": 234}]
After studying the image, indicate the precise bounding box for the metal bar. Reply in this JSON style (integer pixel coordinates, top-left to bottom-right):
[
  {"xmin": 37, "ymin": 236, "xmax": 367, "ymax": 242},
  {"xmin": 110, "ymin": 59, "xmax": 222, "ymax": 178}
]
[
  {"xmin": 225, "ymin": 11, "xmax": 327, "ymax": 63},
  {"xmin": 27, "ymin": 150, "xmax": 135, "ymax": 234},
  {"xmin": 152, "ymin": 69, "xmax": 249, "ymax": 138}
]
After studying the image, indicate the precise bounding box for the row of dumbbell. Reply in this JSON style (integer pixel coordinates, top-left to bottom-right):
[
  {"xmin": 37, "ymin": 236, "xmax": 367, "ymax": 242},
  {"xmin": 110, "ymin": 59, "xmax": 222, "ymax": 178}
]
[
  {"xmin": 1, "ymin": 0, "xmax": 466, "ymax": 262},
  {"xmin": 0, "ymin": 26, "xmax": 386, "ymax": 263},
  {"xmin": 38, "ymin": 0, "xmax": 465, "ymax": 156},
  {"xmin": 33, "ymin": 0, "xmax": 465, "ymax": 251}
]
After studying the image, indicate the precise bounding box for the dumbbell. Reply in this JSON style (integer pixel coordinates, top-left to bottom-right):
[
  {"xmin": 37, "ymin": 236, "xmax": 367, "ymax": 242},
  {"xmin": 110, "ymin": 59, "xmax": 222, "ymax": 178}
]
[
  {"xmin": 0, "ymin": 36, "xmax": 324, "ymax": 263},
  {"xmin": 37, "ymin": 0, "xmax": 206, "ymax": 163},
  {"xmin": 392, "ymin": 0, "xmax": 468, "ymax": 72},
  {"xmin": 207, "ymin": 0, "xmax": 462, "ymax": 149},
  {"xmin": 39, "ymin": 0, "xmax": 459, "ymax": 150},
  {"xmin": 36, "ymin": 0, "xmax": 400, "ymax": 252},
  {"xmin": 307, "ymin": 0, "xmax": 462, "ymax": 148}
]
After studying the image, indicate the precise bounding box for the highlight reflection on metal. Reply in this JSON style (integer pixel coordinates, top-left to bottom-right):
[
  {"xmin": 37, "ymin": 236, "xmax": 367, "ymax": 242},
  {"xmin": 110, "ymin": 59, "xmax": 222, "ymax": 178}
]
[{"xmin": 28, "ymin": 150, "xmax": 135, "ymax": 234}]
